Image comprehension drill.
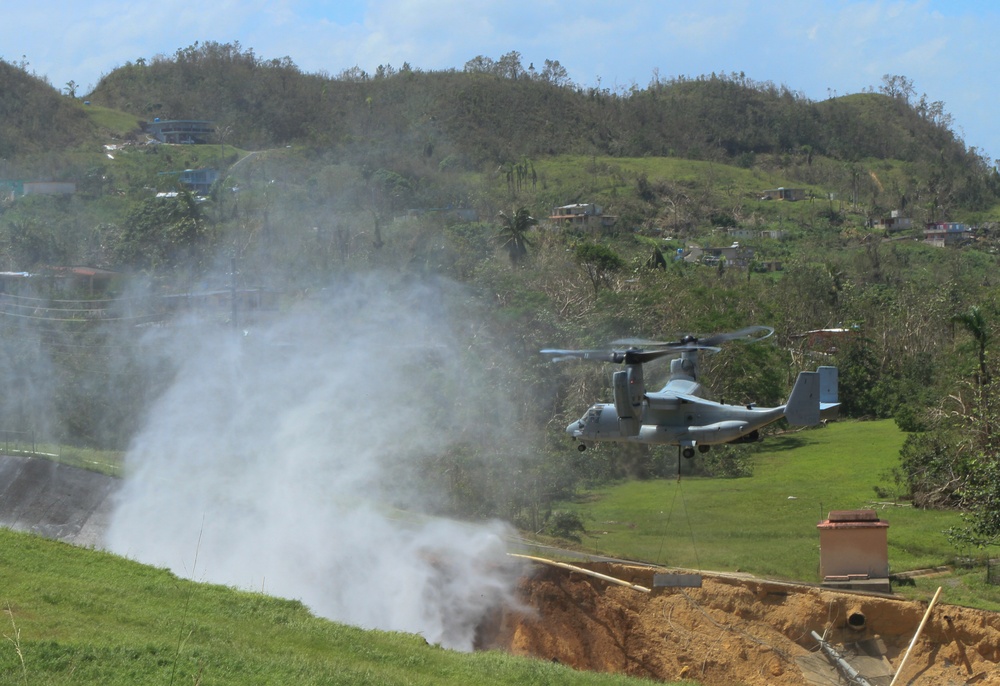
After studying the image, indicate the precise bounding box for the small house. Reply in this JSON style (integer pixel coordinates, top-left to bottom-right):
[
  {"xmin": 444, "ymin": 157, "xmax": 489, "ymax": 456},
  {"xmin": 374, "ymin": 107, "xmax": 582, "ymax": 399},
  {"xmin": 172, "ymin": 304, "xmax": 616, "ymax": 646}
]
[
  {"xmin": 874, "ymin": 210, "xmax": 912, "ymax": 232},
  {"xmin": 549, "ymin": 203, "xmax": 616, "ymax": 231},
  {"xmin": 925, "ymin": 221, "xmax": 971, "ymax": 247},
  {"xmin": 760, "ymin": 187, "xmax": 806, "ymax": 202},
  {"xmin": 146, "ymin": 119, "xmax": 216, "ymax": 144},
  {"xmin": 157, "ymin": 169, "xmax": 220, "ymax": 195},
  {"xmin": 683, "ymin": 243, "xmax": 754, "ymax": 268}
]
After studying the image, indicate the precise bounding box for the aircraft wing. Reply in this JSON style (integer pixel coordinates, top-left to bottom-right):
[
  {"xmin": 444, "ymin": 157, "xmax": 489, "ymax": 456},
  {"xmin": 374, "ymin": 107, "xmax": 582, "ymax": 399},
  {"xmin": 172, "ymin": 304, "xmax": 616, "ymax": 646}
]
[
  {"xmin": 647, "ymin": 390, "xmax": 716, "ymax": 409},
  {"xmin": 656, "ymin": 378, "xmax": 700, "ymax": 396}
]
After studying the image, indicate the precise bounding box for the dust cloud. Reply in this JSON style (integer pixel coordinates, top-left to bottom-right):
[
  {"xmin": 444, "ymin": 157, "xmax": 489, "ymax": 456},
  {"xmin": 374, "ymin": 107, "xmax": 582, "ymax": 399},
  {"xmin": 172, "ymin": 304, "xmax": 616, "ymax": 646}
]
[{"xmin": 104, "ymin": 273, "xmax": 524, "ymax": 650}]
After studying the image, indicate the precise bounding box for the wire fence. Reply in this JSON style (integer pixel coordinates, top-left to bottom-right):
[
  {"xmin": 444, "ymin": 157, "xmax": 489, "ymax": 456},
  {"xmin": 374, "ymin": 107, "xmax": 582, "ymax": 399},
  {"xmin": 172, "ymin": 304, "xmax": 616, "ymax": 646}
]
[
  {"xmin": 0, "ymin": 429, "xmax": 36, "ymax": 456},
  {"xmin": 987, "ymin": 558, "xmax": 1000, "ymax": 586}
]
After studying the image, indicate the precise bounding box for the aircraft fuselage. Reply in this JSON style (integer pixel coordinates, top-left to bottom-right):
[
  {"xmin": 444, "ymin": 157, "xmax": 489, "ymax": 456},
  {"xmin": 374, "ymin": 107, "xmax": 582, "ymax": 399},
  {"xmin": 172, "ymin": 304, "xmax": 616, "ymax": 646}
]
[{"xmin": 567, "ymin": 396, "xmax": 786, "ymax": 447}]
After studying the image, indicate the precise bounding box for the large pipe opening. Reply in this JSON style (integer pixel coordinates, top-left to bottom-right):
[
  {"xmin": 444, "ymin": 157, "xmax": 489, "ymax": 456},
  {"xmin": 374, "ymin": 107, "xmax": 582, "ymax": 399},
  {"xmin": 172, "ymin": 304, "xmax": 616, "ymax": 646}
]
[{"xmin": 847, "ymin": 608, "xmax": 867, "ymax": 631}]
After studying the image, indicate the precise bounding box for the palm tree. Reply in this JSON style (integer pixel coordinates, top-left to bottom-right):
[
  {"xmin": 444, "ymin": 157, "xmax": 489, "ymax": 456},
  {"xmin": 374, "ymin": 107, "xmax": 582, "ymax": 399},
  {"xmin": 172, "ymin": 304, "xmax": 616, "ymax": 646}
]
[
  {"xmin": 496, "ymin": 208, "xmax": 537, "ymax": 265},
  {"xmin": 953, "ymin": 305, "xmax": 992, "ymax": 439},
  {"xmin": 953, "ymin": 305, "xmax": 991, "ymax": 390}
]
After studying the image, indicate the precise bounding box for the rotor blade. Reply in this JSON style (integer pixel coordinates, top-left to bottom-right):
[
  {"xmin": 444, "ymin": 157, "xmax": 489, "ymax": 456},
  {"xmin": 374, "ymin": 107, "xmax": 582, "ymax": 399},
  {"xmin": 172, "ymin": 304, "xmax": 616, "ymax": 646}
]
[
  {"xmin": 541, "ymin": 327, "xmax": 771, "ymax": 364},
  {"xmin": 613, "ymin": 327, "xmax": 772, "ymax": 350},
  {"xmin": 611, "ymin": 337, "xmax": 674, "ymax": 347},
  {"xmin": 624, "ymin": 348, "xmax": 685, "ymax": 364},
  {"xmin": 695, "ymin": 325, "xmax": 775, "ymax": 347},
  {"xmin": 540, "ymin": 349, "xmax": 617, "ymax": 362}
]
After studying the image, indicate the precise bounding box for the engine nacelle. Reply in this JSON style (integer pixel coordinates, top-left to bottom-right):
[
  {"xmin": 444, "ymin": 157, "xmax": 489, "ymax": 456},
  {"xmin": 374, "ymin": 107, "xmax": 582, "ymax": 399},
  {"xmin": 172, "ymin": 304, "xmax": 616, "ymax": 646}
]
[{"xmin": 612, "ymin": 367, "xmax": 643, "ymax": 437}]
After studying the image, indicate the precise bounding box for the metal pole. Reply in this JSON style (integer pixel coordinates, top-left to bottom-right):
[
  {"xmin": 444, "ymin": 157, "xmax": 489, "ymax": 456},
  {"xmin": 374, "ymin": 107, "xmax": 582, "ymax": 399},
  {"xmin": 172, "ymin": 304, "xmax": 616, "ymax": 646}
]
[{"xmin": 810, "ymin": 631, "xmax": 874, "ymax": 686}]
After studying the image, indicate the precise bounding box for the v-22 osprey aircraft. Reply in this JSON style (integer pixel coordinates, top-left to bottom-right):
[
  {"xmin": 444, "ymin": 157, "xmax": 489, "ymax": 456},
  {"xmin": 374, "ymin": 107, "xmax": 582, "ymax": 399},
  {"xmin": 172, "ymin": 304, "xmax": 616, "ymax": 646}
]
[{"xmin": 542, "ymin": 326, "xmax": 840, "ymax": 457}]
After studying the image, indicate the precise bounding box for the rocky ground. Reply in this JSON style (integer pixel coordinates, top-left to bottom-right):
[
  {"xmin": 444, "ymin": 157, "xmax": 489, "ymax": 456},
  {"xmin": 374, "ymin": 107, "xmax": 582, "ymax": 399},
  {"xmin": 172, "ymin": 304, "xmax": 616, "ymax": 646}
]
[{"xmin": 481, "ymin": 561, "xmax": 1000, "ymax": 686}]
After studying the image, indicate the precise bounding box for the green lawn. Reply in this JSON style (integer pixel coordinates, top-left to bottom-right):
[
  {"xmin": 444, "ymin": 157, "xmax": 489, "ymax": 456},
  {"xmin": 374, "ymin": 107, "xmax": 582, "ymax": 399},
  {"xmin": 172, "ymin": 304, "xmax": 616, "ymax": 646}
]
[
  {"xmin": 0, "ymin": 528, "xmax": 679, "ymax": 686},
  {"xmin": 558, "ymin": 420, "xmax": 1000, "ymax": 608}
]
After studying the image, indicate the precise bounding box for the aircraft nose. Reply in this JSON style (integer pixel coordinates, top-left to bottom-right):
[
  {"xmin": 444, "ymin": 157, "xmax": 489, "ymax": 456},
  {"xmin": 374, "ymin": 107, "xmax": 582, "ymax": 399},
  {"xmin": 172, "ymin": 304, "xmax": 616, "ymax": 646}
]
[{"xmin": 566, "ymin": 419, "xmax": 583, "ymax": 437}]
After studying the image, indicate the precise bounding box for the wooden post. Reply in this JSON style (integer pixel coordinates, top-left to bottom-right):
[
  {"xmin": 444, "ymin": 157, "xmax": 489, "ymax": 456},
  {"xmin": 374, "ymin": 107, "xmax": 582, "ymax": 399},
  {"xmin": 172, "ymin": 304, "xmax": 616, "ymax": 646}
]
[{"xmin": 889, "ymin": 586, "xmax": 942, "ymax": 686}]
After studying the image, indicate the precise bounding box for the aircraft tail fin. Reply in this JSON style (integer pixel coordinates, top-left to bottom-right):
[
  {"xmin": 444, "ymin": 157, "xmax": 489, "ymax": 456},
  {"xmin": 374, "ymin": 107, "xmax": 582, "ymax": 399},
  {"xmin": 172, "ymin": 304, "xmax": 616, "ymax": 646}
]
[
  {"xmin": 818, "ymin": 366, "xmax": 840, "ymax": 419},
  {"xmin": 784, "ymin": 371, "xmax": 820, "ymax": 426}
]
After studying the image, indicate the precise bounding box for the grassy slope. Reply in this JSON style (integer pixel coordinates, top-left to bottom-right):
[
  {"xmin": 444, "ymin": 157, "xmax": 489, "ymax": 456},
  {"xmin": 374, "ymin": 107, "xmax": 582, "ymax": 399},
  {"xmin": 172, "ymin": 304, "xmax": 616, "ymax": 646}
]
[
  {"xmin": 0, "ymin": 528, "xmax": 677, "ymax": 686},
  {"xmin": 81, "ymin": 103, "xmax": 142, "ymax": 138},
  {"xmin": 558, "ymin": 419, "xmax": 1000, "ymax": 609}
]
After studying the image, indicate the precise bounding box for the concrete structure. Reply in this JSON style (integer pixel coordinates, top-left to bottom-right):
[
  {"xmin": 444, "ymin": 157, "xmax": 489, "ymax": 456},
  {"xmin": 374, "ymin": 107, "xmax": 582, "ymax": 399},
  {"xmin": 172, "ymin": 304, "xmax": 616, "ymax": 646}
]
[
  {"xmin": 146, "ymin": 119, "xmax": 216, "ymax": 144},
  {"xmin": 24, "ymin": 181, "xmax": 76, "ymax": 196},
  {"xmin": 159, "ymin": 168, "xmax": 220, "ymax": 194},
  {"xmin": 817, "ymin": 509, "xmax": 890, "ymax": 593},
  {"xmin": 0, "ymin": 454, "xmax": 119, "ymax": 547},
  {"xmin": 1, "ymin": 180, "xmax": 75, "ymax": 198},
  {"xmin": 760, "ymin": 187, "xmax": 806, "ymax": 201},
  {"xmin": 925, "ymin": 221, "xmax": 971, "ymax": 247},
  {"xmin": 549, "ymin": 203, "xmax": 616, "ymax": 231},
  {"xmin": 727, "ymin": 228, "xmax": 787, "ymax": 241},
  {"xmin": 683, "ymin": 243, "xmax": 754, "ymax": 268},
  {"xmin": 874, "ymin": 210, "xmax": 912, "ymax": 232}
]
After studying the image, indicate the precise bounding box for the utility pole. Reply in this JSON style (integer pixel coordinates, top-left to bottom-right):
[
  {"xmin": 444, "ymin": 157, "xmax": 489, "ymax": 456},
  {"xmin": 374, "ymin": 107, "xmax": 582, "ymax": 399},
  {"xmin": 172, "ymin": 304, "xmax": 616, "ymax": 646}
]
[{"xmin": 230, "ymin": 256, "xmax": 238, "ymax": 330}]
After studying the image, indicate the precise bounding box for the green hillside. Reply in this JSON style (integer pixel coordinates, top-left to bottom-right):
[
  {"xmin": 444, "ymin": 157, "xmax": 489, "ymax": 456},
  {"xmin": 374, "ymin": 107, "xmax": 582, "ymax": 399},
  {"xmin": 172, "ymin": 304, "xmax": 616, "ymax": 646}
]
[
  {"xmin": 0, "ymin": 528, "xmax": 657, "ymax": 686},
  {"xmin": 1, "ymin": 42, "xmax": 1000, "ymax": 638}
]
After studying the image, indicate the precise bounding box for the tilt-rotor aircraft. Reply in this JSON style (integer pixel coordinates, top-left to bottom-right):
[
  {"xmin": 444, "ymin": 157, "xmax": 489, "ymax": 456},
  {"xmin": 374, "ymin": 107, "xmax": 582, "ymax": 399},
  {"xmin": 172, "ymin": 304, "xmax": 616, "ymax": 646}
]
[{"xmin": 542, "ymin": 326, "xmax": 839, "ymax": 458}]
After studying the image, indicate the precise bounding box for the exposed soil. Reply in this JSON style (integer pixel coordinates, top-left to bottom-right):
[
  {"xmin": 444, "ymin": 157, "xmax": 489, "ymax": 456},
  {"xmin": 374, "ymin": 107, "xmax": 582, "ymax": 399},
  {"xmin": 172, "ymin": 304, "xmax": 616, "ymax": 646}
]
[
  {"xmin": 480, "ymin": 561, "xmax": 1000, "ymax": 685},
  {"xmin": 4, "ymin": 454, "xmax": 999, "ymax": 684}
]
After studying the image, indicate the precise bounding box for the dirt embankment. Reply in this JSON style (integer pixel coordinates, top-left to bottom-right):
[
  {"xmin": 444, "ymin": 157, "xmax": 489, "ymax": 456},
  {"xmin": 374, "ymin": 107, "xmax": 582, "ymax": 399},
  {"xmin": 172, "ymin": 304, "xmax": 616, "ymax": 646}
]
[{"xmin": 480, "ymin": 562, "xmax": 1000, "ymax": 686}]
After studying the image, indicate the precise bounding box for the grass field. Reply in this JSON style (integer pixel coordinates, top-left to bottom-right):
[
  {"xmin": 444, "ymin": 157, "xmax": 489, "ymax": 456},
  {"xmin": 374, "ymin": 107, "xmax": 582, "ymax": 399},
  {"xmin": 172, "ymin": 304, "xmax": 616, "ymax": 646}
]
[
  {"xmin": 554, "ymin": 419, "xmax": 1000, "ymax": 610},
  {"xmin": 0, "ymin": 528, "xmax": 680, "ymax": 686}
]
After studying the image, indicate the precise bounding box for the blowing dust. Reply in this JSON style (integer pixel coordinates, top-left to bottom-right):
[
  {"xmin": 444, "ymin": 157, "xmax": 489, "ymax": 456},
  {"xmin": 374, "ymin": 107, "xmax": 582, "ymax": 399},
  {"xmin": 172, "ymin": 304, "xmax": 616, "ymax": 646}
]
[{"xmin": 104, "ymin": 274, "xmax": 524, "ymax": 650}]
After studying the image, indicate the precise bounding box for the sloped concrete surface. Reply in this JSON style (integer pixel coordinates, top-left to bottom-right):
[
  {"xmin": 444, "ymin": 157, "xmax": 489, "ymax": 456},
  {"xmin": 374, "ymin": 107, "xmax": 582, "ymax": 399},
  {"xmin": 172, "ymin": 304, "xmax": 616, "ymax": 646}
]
[{"xmin": 0, "ymin": 454, "xmax": 119, "ymax": 547}]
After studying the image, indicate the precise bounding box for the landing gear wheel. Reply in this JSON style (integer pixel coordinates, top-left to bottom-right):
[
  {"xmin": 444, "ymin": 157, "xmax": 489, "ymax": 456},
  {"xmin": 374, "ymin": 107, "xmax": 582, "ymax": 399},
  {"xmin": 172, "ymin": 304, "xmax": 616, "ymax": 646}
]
[
  {"xmin": 577, "ymin": 443, "xmax": 588, "ymax": 452},
  {"xmin": 698, "ymin": 444, "xmax": 710, "ymax": 454},
  {"xmin": 682, "ymin": 447, "xmax": 695, "ymax": 459}
]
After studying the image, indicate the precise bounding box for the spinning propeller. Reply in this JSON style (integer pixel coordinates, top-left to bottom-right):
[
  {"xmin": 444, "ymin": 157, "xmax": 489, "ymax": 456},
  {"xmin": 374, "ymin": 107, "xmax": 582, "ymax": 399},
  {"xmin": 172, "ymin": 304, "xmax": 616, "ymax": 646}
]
[{"xmin": 541, "ymin": 326, "xmax": 774, "ymax": 364}]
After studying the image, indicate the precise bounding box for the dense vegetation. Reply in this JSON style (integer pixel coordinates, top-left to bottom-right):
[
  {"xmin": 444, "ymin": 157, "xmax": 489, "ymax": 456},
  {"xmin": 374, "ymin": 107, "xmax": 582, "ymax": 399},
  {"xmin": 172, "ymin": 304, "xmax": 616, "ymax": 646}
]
[{"xmin": 3, "ymin": 42, "xmax": 1000, "ymax": 548}]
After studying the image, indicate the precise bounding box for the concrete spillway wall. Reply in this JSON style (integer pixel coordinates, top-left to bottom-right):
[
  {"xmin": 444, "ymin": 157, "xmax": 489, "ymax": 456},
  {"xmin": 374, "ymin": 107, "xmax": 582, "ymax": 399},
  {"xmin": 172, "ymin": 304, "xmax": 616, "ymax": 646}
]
[{"xmin": 0, "ymin": 454, "xmax": 119, "ymax": 547}]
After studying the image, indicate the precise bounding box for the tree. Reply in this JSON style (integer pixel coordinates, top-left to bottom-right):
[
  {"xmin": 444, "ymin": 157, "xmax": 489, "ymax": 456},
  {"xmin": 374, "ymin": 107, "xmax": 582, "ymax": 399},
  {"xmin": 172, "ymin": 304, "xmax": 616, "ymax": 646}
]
[
  {"xmin": 540, "ymin": 59, "xmax": 571, "ymax": 87},
  {"xmin": 953, "ymin": 305, "xmax": 991, "ymax": 392},
  {"xmin": 943, "ymin": 306, "xmax": 1000, "ymax": 546},
  {"xmin": 114, "ymin": 193, "xmax": 210, "ymax": 271},
  {"xmin": 463, "ymin": 55, "xmax": 495, "ymax": 74},
  {"xmin": 495, "ymin": 51, "xmax": 525, "ymax": 79},
  {"xmin": 878, "ymin": 74, "xmax": 915, "ymax": 104},
  {"xmin": 496, "ymin": 208, "xmax": 537, "ymax": 265},
  {"xmin": 574, "ymin": 242, "xmax": 625, "ymax": 294}
]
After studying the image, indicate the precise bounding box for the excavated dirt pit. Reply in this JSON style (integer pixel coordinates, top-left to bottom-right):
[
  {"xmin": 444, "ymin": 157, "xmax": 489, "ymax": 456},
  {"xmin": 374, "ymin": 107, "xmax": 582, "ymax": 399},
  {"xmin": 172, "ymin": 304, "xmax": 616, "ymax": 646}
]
[
  {"xmin": 479, "ymin": 561, "xmax": 1000, "ymax": 686},
  {"xmin": 4, "ymin": 455, "xmax": 999, "ymax": 684}
]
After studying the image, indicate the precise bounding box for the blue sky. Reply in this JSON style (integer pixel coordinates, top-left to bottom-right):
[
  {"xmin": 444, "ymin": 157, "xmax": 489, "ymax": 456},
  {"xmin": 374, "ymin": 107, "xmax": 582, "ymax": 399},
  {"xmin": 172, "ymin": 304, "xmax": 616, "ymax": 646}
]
[{"xmin": 4, "ymin": 0, "xmax": 999, "ymax": 162}]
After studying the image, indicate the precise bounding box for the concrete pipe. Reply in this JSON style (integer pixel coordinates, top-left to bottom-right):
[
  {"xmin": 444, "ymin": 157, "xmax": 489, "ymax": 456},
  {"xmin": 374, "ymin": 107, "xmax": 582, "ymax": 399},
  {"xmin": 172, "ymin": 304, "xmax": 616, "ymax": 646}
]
[{"xmin": 846, "ymin": 607, "xmax": 867, "ymax": 631}]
